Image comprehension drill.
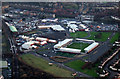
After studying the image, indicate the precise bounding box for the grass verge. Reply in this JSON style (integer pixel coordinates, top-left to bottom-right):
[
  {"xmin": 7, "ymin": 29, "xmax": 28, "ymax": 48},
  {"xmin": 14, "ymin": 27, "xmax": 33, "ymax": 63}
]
[
  {"xmin": 110, "ymin": 32, "xmax": 119, "ymax": 43},
  {"xmin": 65, "ymin": 60, "xmax": 98, "ymax": 77},
  {"xmin": 20, "ymin": 54, "xmax": 73, "ymax": 77},
  {"xmin": 88, "ymin": 32, "xmax": 112, "ymax": 42}
]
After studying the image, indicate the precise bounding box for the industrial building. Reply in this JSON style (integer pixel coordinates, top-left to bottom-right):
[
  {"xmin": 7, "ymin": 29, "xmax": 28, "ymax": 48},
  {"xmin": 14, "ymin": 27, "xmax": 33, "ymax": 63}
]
[
  {"xmin": 68, "ymin": 24, "xmax": 79, "ymax": 31},
  {"xmin": 21, "ymin": 36, "xmax": 57, "ymax": 50},
  {"xmin": 41, "ymin": 18, "xmax": 58, "ymax": 22},
  {"xmin": 0, "ymin": 61, "xmax": 8, "ymax": 68},
  {"xmin": 21, "ymin": 41, "xmax": 39, "ymax": 50},
  {"xmin": 38, "ymin": 25, "xmax": 51, "ymax": 29},
  {"xmin": 79, "ymin": 24, "xmax": 87, "ymax": 29},
  {"xmin": 36, "ymin": 37, "xmax": 49, "ymax": 41},
  {"xmin": 36, "ymin": 37, "xmax": 57, "ymax": 43},
  {"xmin": 38, "ymin": 25, "xmax": 65, "ymax": 31},
  {"xmin": 5, "ymin": 22, "xmax": 18, "ymax": 33}
]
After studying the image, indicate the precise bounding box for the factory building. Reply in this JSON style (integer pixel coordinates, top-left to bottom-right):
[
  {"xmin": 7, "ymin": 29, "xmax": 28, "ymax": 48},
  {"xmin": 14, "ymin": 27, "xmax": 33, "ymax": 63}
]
[
  {"xmin": 38, "ymin": 25, "xmax": 65, "ymax": 31},
  {"xmin": 79, "ymin": 24, "xmax": 87, "ymax": 29},
  {"xmin": 36, "ymin": 37, "xmax": 49, "ymax": 41},
  {"xmin": 5, "ymin": 22, "xmax": 18, "ymax": 33},
  {"xmin": 38, "ymin": 25, "xmax": 51, "ymax": 29},
  {"xmin": 36, "ymin": 37, "xmax": 57, "ymax": 43},
  {"xmin": 41, "ymin": 18, "xmax": 58, "ymax": 22},
  {"xmin": 21, "ymin": 41, "xmax": 39, "ymax": 50},
  {"xmin": 21, "ymin": 36, "xmax": 57, "ymax": 50}
]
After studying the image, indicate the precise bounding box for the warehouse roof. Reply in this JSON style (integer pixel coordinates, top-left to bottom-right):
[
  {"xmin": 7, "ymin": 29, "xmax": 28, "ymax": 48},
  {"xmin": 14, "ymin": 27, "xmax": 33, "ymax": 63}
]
[
  {"xmin": 21, "ymin": 41, "xmax": 39, "ymax": 49},
  {"xmin": 9, "ymin": 26, "xmax": 18, "ymax": 32},
  {"xmin": 38, "ymin": 25, "xmax": 65, "ymax": 31},
  {"xmin": 38, "ymin": 25, "xmax": 51, "ymax": 29},
  {"xmin": 79, "ymin": 24, "xmax": 87, "ymax": 29},
  {"xmin": 0, "ymin": 61, "xmax": 8, "ymax": 68},
  {"xmin": 68, "ymin": 24, "xmax": 78, "ymax": 30},
  {"xmin": 41, "ymin": 18, "xmax": 58, "ymax": 22},
  {"xmin": 51, "ymin": 25, "xmax": 65, "ymax": 31}
]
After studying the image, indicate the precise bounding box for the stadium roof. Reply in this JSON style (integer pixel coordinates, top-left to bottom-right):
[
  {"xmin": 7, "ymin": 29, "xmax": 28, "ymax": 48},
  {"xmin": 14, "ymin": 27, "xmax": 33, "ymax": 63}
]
[
  {"xmin": 54, "ymin": 39, "xmax": 73, "ymax": 48},
  {"xmin": 84, "ymin": 42, "xmax": 99, "ymax": 52},
  {"xmin": 9, "ymin": 26, "xmax": 18, "ymax": 32},
  {"xmin": 59, "ymin": 47, "xmax": 81, "ymax": 53}
]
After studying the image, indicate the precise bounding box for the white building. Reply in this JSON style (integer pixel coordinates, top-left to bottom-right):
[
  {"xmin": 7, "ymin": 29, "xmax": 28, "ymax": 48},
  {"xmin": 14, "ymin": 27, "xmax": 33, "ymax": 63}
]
[
  {"xmin": 21, "ymin": 41, "xmax": 38, "ymax": 49},
  {"xmin": 84, "ymin": 42, "xmax": 99, "ymax": 53},
  {"xmin": 85, "ymin": 28, "xmax": 90, "ymax": 32},
  {"xmin": 54, "ymin": 39, "xmax": 73, "ymax": 48},
  {"xmin": 51, "ymin": 25, "xmax": 65, "ymax": 31},
  {"xmin": 38, "ymin": 25, "xmax": 65, "ymax": 31},
  {"xmin": 38, "ymin": 25, "xmax": 51, "ymax": 29},
  {"xmin": 67, "ymin": 21, "xmax": 77, "ymax": 24},
  {"xmin": 48, "ymin": 39, "xmax": 57, "ymax": 43},
  {"xmin": 36, "ymin": 37, "xmax": 48, "ymax": 41},
  {"xmin": 0, "ymin": 61, "xmax": 8, "ymax": 68},
  {"xmin": 36, "ymin": 37, "xmax": 57, "ymax": 43},
  {"xmin": 41, "ymin": 41, "xmax": 47, "ymax": 45},
  {"xmin": 79, "ymin": 24, "xmax": 87, "ymax": 29},
  {"xmin": 68, "ymin": 24, "xmax": 79, "ymax": 31},
  {"xmin": 41, "ymin": 18, "xmax": 58, "ymax": 22}
]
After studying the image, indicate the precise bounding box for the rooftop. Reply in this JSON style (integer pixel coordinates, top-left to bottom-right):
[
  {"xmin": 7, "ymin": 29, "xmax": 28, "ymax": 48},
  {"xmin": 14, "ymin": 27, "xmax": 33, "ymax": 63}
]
[{"xmin": 9, "ymin": 26, "xmax": 18, "ymax": 32}]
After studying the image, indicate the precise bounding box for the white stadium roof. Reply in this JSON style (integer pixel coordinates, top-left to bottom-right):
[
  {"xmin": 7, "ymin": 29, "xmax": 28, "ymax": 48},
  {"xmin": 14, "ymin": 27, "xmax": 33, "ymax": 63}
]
[
  {"xmin": 54, "ymin": 39, "xmax": 73, "ymax": 48},
  {"xmin": 59, "ymin": 47, "xmax": 81, "ymax": 53},
  {"xmin": 84, "ymin": 42, "xmax": 99, "ymax": 53}
]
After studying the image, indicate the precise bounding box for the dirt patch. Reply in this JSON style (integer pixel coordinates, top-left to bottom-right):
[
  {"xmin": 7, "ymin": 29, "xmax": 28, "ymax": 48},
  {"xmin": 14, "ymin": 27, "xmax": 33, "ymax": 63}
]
[{"xmin": 50, "ymin": 56, "xmax": 73, "ymax": 63}]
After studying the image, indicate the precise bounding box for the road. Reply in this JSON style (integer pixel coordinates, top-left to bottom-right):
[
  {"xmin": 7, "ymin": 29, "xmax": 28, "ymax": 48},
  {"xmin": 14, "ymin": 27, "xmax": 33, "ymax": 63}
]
[
  {"xmin": 104, "ymin": 52, "xmax": 119, "ymax": 78},
  {"xmin": 81, "ymin": 32, "xmax": 115, "ymax": 63},
  {"xmin": 2, "ymin": 20, "xmax": 19, "ymax": 79}
]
